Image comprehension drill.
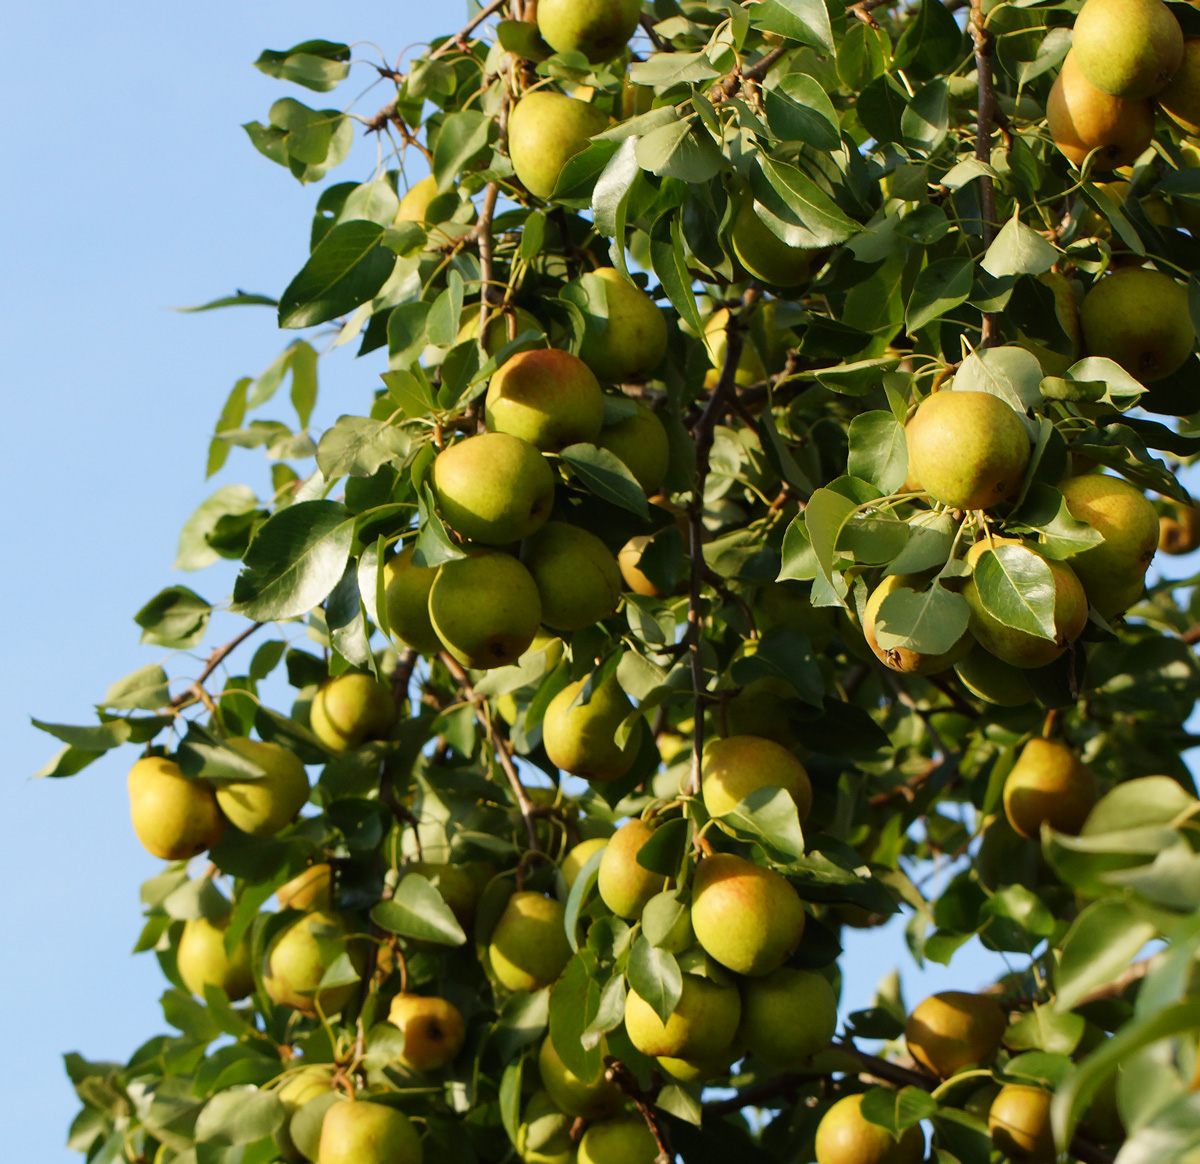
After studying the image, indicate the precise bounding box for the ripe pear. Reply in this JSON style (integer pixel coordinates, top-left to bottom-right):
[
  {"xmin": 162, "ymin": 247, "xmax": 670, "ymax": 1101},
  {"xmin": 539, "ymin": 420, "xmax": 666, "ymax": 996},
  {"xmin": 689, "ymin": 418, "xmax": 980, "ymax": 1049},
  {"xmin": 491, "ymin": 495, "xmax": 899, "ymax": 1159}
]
[
  {"xmin": 656, "ymin": 1051, "xmax": 738, "ymax": 1083},
  {"xmin": 384, "ymin": 546, "xmax": 443, "ymax": 654},
  {"xmin": 572, "ymin": 268, "xmax": 668, "ymax": 384},
  {"xmin": 1080, "ymin": 268, "xmax": 1194, "ymax": 384},
  {"xmin": 396, "ymin": 174, "xmax": 438, "ymax": 224},
  {"xmin": 264, "ymin": 910, "xmax": 364, "ymax": 1016},
  {"xmin": 128, "ymin": 756, "xmax": 223, "ymax": 861},
  {"xmin": 561, "ymin": 836, "xmax": 608, "ymax": 891},
  {"xmin": 310, "ymin": 673, "xmax": 397, "ymax": 753},
  {"xmin": 1003, "ymin": 737, "xmax": 1097, "ymax": 838},
  {"xmin": 618, "ymin": 505, "xmax": 689, "ymax": 597},
  {"xmin": 1159, "ymin": 501, "xmax": 1200, "ymax": 553},
  {"xmin": 508, "ymin": 92, "xmax": 607, "ymax": 200},
  {"xmin": 703, "ymin": 308, "xmax": 768, "ymax": 389},
  {"xmin": 317, "ymin": 1098, "xmax": 423, "ymax": 1164},
  {"xmin": 177, "ymin": 914, "xmax": 254, "ymax": 1001},
  {"xmin": 988, "ymin": 1084, "xmax": 1055, "ymax": 1164},
  {"xmin": 428, "ymin": 551, "xmax": 542, "ymax": 669},
  {"xmin": 457, "ymin": 305, "xmax": 542, "ymax": 354},
  {"xmin": 485, "ymin": 348, "xmax": 605, "ymax": 451},
  {"xmin": 577, "ymin": 1115, "xmax": 658, "ymax": 1164},
  {"xmin": 520, "ymin": 522, "xmax": 622, "ymax": 631},
  {"xmin": 432, "ymin": 433, "xmax": 555, "ymax": 545},
  {"xmin": 1160, "ymin": 40, "xmax": 1200, "ymax": 134},
  {"xmin": 624, "ymin": 972, "xmax": 741, "ymax": 1059},
  {"xmin": 388, "ymin": 994, "xmax": 465, "ymax": 1071},
  {"xmin": 1072, "ymin": 0, "xmax": 1182, "ymax": 99},
  {"xmin": 905, "ymin": 391, "xmax": 1030, "ymax": 511},
  {"xmin": 487, "ymin": 891, "xmax": 572, "ymax": 992},
  {"xmin": 1058, "ymin": 474, "xmax": 1159, "ymax": 617},
  {"xmin": 731, "ymin": 199, "xmax": 814, "ymax": 287},
  {"xmin": 595, "ymin": 401, "xmax": 670, "ymax": 495},
  {"xmin": 814, "ymin": 1093, "xmax": 925, "ymax": 1164},
  {"xmin": 542, "ymin": 674, "xmax": 642, "ymax": 781},
  {"xmin": 954, "ymin": 647, "xmax": 1036, "ymax": 706},
  {"xmin": 701, "ymin": 735, "xmax": 812, "ymax": 822},
  {"xmin": 1047, "ymin": 50, "xmax": 1155, "ymax": 169},
  {"xmin": 691, "ymin": 853, "xmax": 806, "ymax": 977},
  {"xmin": 516, "ymin": 1091, "xmax": 574, "ymax": 1164},
  {"xmin": 739, "ymin": 968, "xmax": 838, "ymax": 1068},
  {"xmin": 215, "ymin": 738, "xmax": 310, "ymax": 836},
  {"xmin": 597, "ymin": 819, "xmax": 672, "ymax": 920},
  {"xmin": 904, "ymin": 991, "xmax": 1007, "ymax": 1077},
  {"xmin": 278, "ymin": 864, "xmax": 333, "ymax": 912},
  {"xmin": 863, "ymin": 574, "xmax": 973, "ymax": 675},
  {"xmin": 537, "ymin": 0, "xmax": 640, "ymax": 63},
  {"xmin": 538, "ymin": 1036, "xmax": 622, "ymax": 1120}
]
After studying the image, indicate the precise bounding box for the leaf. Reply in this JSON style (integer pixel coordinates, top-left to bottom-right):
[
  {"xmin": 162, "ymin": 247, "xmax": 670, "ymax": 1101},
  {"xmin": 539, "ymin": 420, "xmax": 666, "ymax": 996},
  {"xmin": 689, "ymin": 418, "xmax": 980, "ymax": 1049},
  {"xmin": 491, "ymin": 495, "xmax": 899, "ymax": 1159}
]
[
  {"xmin": 549, "ymin": 950, "xmax": 604, "ymax": 1083},
  {"xmin": 901, "ymin": 80, "xmax": 949, "ymax": 153},
  {"xmin": 103, "ymin": 664, "xmax": 171, "ymax": 711},
  {"xmin": 1004, "ymin": 1006, "xmax": 1086, "ymax": 1054},
  {"xmin": 763, "ymin": 73, "xmax": 840, "ymax": 151},
  {"xmin": 134, "ymin": 587, "xmax": 212, "ymax": 649},
  {"xmin": 31, "ymin": 718, "xmax": 132, "ymax": 751},
  {"xmin": 316, "ymin": 415, "xmax": 410, "ymax": 479},
  {"xmin": 371, "ymin": 873, "xmax": 467, "ymax": 946},
  {"xmin": 592, "ymin": 136, "xmax": 639, "ymax": 250},
  {"xmin": 972, "ymin": 543, "xmax": 1057, "ymax": 640},
  {"xmin": 874, "ymin": 581, "xmax": 970, "ymax": 655},
  {"xmin": 1054, "ymin": 898, "xmax": 1159, "ymax": 1012},
  {"xmin": 718, "ymin": 786, "xmax": 806, "ymax": 861},
  {"xmin": 729, "ymin": 629, "xmax": 824, "ymax": 707},
  {"xmin": 1083, "ymin": 776, "xmax": 1197, "ymax": 835},
  {"xmin": 648, "ymin": 211, "xmax": 704, "ymax": 338},
  {"xmin": 804, "ymin": 487, "xmax": 858, "ymax": 604},
  {"xmin": 277, "ymin": 221, "xmax": 395, "ymax": 329},
  {"xmin": 432, "ymin": 110, "xmax": 493, "ymax": 191},
  {"xmin": 174, "ymin": 292, "xmax": 277, "ymax": 312},
  {"xmin": 254, "ymin": 40, "xmax": 350, "ymax": 92},
  {"xmin": 754, "ymin": 157, "xmax": 859, "ymax": 248},
  {"xmin": 981, "ymin": 213, "xmax": 1059, "ymax": 278},
  {"xmin": 860, "ymin": 1086, "xmax": 938, "ymax": 1137},
  {"xmin": 628, "ymin": 50, "xmax": 720, "ymax": 86},
  {"xmin": 635, "ymin": 118, "xmax": 724, "ymax": 183},
  {"xmin": 626, "ymin": 936, "xmax": 682, "ymax": 1024},
  {"xmin": 194, "ymin": 1087, "xmax": 285, "ymax": 1145},
  {"xmin": 906, "ymin": 257, "xmax": 973, "ymax": 333},
  {"xmin": 770, "ymin": 0, "xmax": 834, "ymax": 51},
  {"xmin": 176, "ymin": 485, "xmax": 260, "ymax": 571},
  {"xmin": 560, "ymin": 443, "xmax": 649, "ymax": 518},
  {"xmin": 954, "ymin": 345, "xmax": 1043, "ymax": 411}
]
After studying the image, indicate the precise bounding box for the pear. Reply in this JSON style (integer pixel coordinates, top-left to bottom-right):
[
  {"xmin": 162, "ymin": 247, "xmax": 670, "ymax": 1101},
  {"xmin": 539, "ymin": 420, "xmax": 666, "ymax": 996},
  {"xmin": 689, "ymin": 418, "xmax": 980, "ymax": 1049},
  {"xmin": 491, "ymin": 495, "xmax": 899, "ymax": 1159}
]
[
  {"xmin": 538, "ymin": 1036, "xmax": 622, "ymax": 1120},
  {"xmin": 701, "ymin": 735, "xmax": 812, "ymax": 822},
  {"xmin": 561, "ymin": 836, "xmax": 608, "ymax": 891},
  {"xmin": 128, "ymin": 756, "xmax": 223, "ymax": 860},
  {"xmin": 485, "ymin": 348, "xmax": 605, "ymax": 451},
  {"xmin": 739, "ymin": 968, "xmax": 838, "ymax": 1068},
  {"xmin": 571, "ymin": 268, "xmax": 668, "ymax": 384},
  {"xmin": 432, "ymin": 432, "xmax": 555, "ymax": 545},
  {"xmin": 177, "ymin": 914, "xmax": 254, "ymax": 1001},
  {"xmin": 1080, "ymin": 268, "xmax": 1194, "ymax": 384},
  {"xmin": 623, "ymin": 972, "xmax": 741, "ymax": 1059},
  {"xmin": 1047, "ymin": 50, "xmax": 1155, "ymax": 169},
  {"xmin": 690, "ymin": 853, "xmax": 806, "ymax": 977},
  {"xmin": 278, "ymin": 864, "xmax": 333, "ymax": 912},
  {"xmin": 703, "ymin": 308, "xmax": 768, "ymax": 389},
  {"xmin": 428, "ymin": 552, "xmax": 542, "ymax": 670},
  {"xmin": 863, "ymin": 574, "xmax": 973, "ymax": 675},
  {"xmin": 215, "ymin": 738, "xmax": 309, "ymax": 836},
  {"xmin": 656, "ymin": 1051, "xmax": 738, "ymax": 1083},
  {"xmin": 317, "ymin": 1098, "xmax": 423, "ymax": 1164},
  {"xmin": 395, "ymin": 174, "xmax": 437, "ymax": 224},
  {"xmin": 457, "ymin": 305, "xmax": 542, "ymax": 354},
  {"xmin": 814, "ymin": 1094, "xmax": 925, "ymax": 1164},
  {"xmin": 988, "ymin": 1085, "xmax": 1055, "ymax": 1164},
  {"xmin": 384, "ymin": 546, "xmax": 444, "ymax": 654},
  {"xmin": 1160, "ymin": 40, "xmax": 1200, "ymax": 134},
  {"xmin": 904, "ymin": 991, "xmax": 1007, "ymax": 1077},
  {"xmin": 508, "ymin": 92, "xmax": 607, "ymax": 200},
  {"xmin": 595, "ymin": 401, "xmax": 670, "ymax": 495},
  {"xmin": 516, "ymin": 1091, "xmax": 575, "ymax": 1164},
  {"xmin": 905, "ymin": 391, "xmax": 1030, "ymax": 510},
  {"xmin": 1073, "ymin": 0, "xmax": 1182, "ymax": 99},
  {"xmin": 264, "ymin": 910, "xmax": 364, "ymax": 1016},
  {"xmin": 618, "ymin": 505, "xmax": 689, "ymax": 597},
  {"xmin": 1003, "ymin": 737, "xmax": 1097, "ymax": 838},
  {"xmin": 387, "ymin": 994, "xmax": 465, "ymax": 1071},
  {"xmin": 731, "ymin": 199, "xmax": 814, "ymax": 287},
  {"xmin": 542, "ymin": 674, "xmax": 642, "ymax": 781},
  {"xmin": 597, "ymin": 819, "xmax": 672, "ymax": 920},
  {"xmin": 577, "ymin": 1116, "xmax": 658, "ymax": 1164},
  {"xmin": 275, "ymin": 1066, "xmax": 335, "ymax": 1163},
  {"xmin": 1159, "ymin": 501, "xmax": 1200, "ymax": 553},
  {"xmin": 520, "ymin": 522, "xmax": 622, "ymax": 631},
  {"xmin": 954, "ymin": 647, "xmax": 1036, "ymax": 707},
  {"xmin": 310, "ymin": 673, "xmax": 397, "ymax": 753},
  {"xmin": 487, "ymin": 891, "xmax": 572, "ymax": 992},
  {"xmin": 537, "ymin": 0, "xmax": 640, "ymax": 63}
]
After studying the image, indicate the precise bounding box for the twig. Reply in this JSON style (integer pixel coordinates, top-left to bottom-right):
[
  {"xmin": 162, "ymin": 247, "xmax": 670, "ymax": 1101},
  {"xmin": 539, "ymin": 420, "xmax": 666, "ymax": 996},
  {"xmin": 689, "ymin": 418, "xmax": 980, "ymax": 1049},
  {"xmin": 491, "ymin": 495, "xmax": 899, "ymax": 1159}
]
[
  {"xmin": 640, "ymin": 15, "xmax": 668, "ymax": 53},
  {"xmin": 711, "ymin": 46, "xmax": 787, "ymax": 104},
  {"xmin": 704, "ymin": 1072, "xmax": 822, "ymax": 1116},
  {"xmin": 969, "ymin": 0, "xmax": 1001, "ymax": 348},
  {"xmin": 169, "ymin": 622, "xmax": 264, "ymax": 709},
  {"xmin": 846, "ymin": 0, "xmax": 894, "ymax": 27},
  {"xmin": 604, "ymin": 1058, "xmax": 673, "ymax": 1164}
]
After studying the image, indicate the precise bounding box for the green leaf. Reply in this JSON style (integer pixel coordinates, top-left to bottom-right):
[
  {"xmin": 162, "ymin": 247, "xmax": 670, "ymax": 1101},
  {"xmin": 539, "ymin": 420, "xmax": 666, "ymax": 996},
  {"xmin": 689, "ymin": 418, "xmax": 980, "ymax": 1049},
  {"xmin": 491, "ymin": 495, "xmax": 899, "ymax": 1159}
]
[
  {"xmin": 1004, "ymin": 1006, "xmax": 1085, "ymax": 1054},
  {"xmin": 718, "ymin": 787, "xmax": 806, "ymax": 861},
  {"xmin": 194, "ymin": 1087, "xmax": 285, "ymax": 1145},
  {"xmin": 628, "ymin": 50, "xmax": 720, "ymax": 86},
  {"xmin": 972, "ymin": 543, "xmax": 1057, "ymax": 640},
  {"xmin": 176, "ymin": 485, "xmax": 260, "ymax": 572},
  {"xmin": 763, "ymin": 73, "xmax": 840, "ymax": 151},
  {"xmin": 371, "ymin": 873, "xmax": 467, "ymax": 946},
  {"xmin": 649, "ymin": 211, "xmax": 705, "ymax": 338},
  {"xmin": 175, "ymin": 292, "xmax": 277, "ymax": 312},
  {"xmin": 804, "ymin": 487, "xmax": 857, "ymax": 605},
  {"xmin": 549, "ymin": 950, "xmax": 604, "ymax": 1083},
  {"xmin": 954, "ymin": 346, "xmax": 1043, "ymax": 411},
  {"xmin": 906, "ymin": 257, "xmax": 973, "ymax": 333},
  {"xmin": 900, "ymin": 80, "xmax": 949, "ymax": 153},
  {"xmin": 1083, "ymin": 775, "xmax": 1197, "ymax": 835},
  {"xmin": 134, "ymin": 587, "xmax": 212, "ymax": 649},
  {"xmin": 1013, "ymin": 484, "xmax": 1104, "ymax": 560},
  {"xmin": 729, "ymin": 629, "xmax": 824, "ymax": 707},
  {"xmin": 635, "ymin": 118, "xmax": 724, "ymax": 183},
  {"xmin": 769, "ymin": 0, "xmax": 834, "ymax": 51},
  {"xmin": 892, "ymin": 0, "xmax": 963, "ymax": 74},
  {"xmin": 847, "ymin": 411, "xmax": 908, "ymax": 495},
  {"xmin": 560, "ymin": 443, "xmax": 649, "ymax": 518},
  {"xmin": 754, "ymin": 157, "xmax": 859, "ymax": 248},
  {"xmin": 103, "ymin": 664, "xmax": 171, "ymax": 711},
  {"xmin": 316, "ymin": 416, "xmax": 410, "ymax": 479},
  {"xmin": 1054, "ymin": 898, "xmax": 1159, "ymax": 1012},
  {"xmin": 254, "ymin": 40, "xmax": 350, "ymax": 92},
  {"xmin": 31, "ymin": 718, "xmax": 132, "ymax": 751},
  {"xmin": 278, "ymin": 221, "xmax": 395, "ymax": 329},
  {"xmin": 626, "ymin": 936, "xmax": 682, "ymax": 1024},
  {"xmin": 860, "ymin": 1086, "xmax": 938, "ymax": 1137},
  {"xmin": 982, "ymin": 212, "xmax": 1059, "ymax": 278},
  {"xmin": 874, "ymin": 581, "xmax": 970, "ymax": 655}
]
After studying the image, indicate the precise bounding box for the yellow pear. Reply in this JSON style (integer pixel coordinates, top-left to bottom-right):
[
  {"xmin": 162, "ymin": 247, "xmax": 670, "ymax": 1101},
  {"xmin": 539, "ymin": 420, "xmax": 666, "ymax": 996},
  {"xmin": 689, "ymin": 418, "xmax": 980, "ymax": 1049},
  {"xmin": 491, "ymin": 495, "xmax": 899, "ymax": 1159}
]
[
  {"xmin": 317, "ymin": 1098, "xmax": 423, "ymax": 1164},
  {"xmin": 508, "ymin": 92, "xmax": 607, "ymax": 200},
  {"xmin": 814, "ymin": 1094, "xmax": 924, "ymax": 1164},
  {"xmin": 595, "ymin": 401, "xmax": 670, "ymax": 495},
  {"xmin": 128, "ymin": 756, "xmax": 223, "ymax": 861},
  {"xmin": 264, "ymin": 910, "xmax": 364, "ymax": 1016},
  {"xmin": 577, "ymin": 1115, "xmax": 658, "ymax": 1164},
  {"xmin": 905, "ymin": 991, "xmax": 1007, "ymax": 1077},
  {"xmin": 597, "ymin": 819, "xmax": 672, "ymax": 920},
  {"xmin": 520, "ymin": 522, "xmax": 622, "ymax": 631},
  {"xmin": 739, "ymin": 968, "xmax": 838, "ymax": 1067},
  {"xmin": 1159, "ymin": 501, "xmax": 1200, "ymax": 553},
  {"xmin": 384, "ymin": 546, "xmax": 443, "ymax": 655},
  {"xmin": 1047, "ymin": 50, "xmax": 1155, "ymax": 169},
  {"xmin": 988, "ymin": 1085, "xmax": 1055, "ymax": 1164},
  {"xmin": 1160, "ymin": 40, "xmax": 1200, "ymax": 134},
  {"xmin": 1080, "ymin": 268, "xmax": 1194, "ymax": 384},
  {"xmin": 623, "ymin": 972, "xmax": 741, "ymax": 1059},
  {"xmin": 395, "ymin": 174, "xmax": 437, "ymax": 224},
  {"xmin": 1003, "ymin": 737, "xmax": 1097, "ymax": 838},
  {"xmin": 542, "ymin": 674, "xmax": 642, "ymax": 781},
  {"xmin": 1072, "ymin": 0, "xmax": 1182, "ymax": 99},
  {"xmin": 701, "ymin": 734, "xmax": 812, "ymax": 822},
  {"xmin": 487, "ymin": 891, "xmax": 572, "ymax": 992},
  {"xmin": 215, "ymin": 738, "xmax": 309, "ymax": 837},
  {"xmin": 537, "ymin": 0, "xmax": 641, "ymax": 63},
  {"xmin": 177, "ymin": 914, "xmax": 254, "ymax": 1001},
  {"xmin": 617, "ymin": 503, "xmax": 689, "ymax": 597},
  {"xmin": 456, "ymin": 305, "xmax": 542, "ymax": 354},
  {"xmin": 537, "ymin": 1036, "xmax": 622, "ymax": 1120},
  {"xmin": 278, "ymin": 864, "xmax": 333, "ymax": 912},
  {"xmin": 275, "ymin": 1066, "xmax": 336, "ymax": 1163},
  {"xmin": 863, "ymin": 574, "xmax": 973, "ymax": 675},
  {"xmin": 572, "ymin": 268, "xmax": 668, "ymax": 384},
  {"xmin": 310, "ymin": 673, "xmax": 397, "ymax": 753},
  {"xmin": 561, "ymin": 836, "xmax": 608, "ymax": 890},
  {"xmin": 387, "ymin": 994, "xmax": 465, "ymax": 1071},
  {"xmin": 731, "ymin": 199, "xmax": 814, "ymax": 287},
  {"xmin": 485, "ymin": 348, "xmax": 605, "ymax": 451},
  {"xmin": 656, "ymin": 1051, "xmax": 738, "ymax": 1083}
]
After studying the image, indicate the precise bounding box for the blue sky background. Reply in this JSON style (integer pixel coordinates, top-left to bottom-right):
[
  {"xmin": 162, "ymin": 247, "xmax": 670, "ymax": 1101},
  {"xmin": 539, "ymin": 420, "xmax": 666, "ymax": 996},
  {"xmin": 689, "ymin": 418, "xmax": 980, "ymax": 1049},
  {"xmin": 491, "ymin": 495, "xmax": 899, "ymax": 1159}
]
[{"xmin": 3, "ymin": 4, "xmax": 1190, "ymax": 1159}]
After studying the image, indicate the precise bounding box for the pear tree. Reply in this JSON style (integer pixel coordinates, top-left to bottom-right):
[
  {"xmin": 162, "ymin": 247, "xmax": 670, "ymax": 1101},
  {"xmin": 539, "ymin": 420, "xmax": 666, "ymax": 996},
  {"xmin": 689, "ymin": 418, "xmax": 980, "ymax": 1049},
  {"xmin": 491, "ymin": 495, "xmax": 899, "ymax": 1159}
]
[{"xmin": 39, "ymin": 2, "xmax": 1200, "ymax": 1163}]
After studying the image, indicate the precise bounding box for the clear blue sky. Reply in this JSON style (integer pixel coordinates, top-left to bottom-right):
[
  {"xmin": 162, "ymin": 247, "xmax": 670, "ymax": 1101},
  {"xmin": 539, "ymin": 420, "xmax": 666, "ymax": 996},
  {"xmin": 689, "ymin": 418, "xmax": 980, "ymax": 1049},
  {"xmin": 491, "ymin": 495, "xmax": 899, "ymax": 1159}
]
[{"xmin": 5, "ymin": 5, "xmax": 1187, "ymax": 1159}]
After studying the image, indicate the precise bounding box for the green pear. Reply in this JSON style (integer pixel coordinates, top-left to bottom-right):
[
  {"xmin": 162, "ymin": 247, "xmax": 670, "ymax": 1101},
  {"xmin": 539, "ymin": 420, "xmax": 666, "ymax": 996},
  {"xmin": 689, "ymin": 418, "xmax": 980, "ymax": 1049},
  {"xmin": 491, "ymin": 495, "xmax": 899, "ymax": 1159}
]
[
  {"xmin": 1047, "ymin": 50, "xmax": 1156, "ymax": 169},
  {"xmin": 432, "ymin": 432, "xmax": 555, "ymax": 546},
  {"xmin": 428, "ymin": 551, "xmax": 542, "ymax": 669},
  {"xmin": 701, "ymin": 735, "xmax": 812, "ymax": 822},
  {"xmin": 457, "ymin": 305, "xmax": 542, "ymax": 354},
  {"xmin": 739, "ymin": 969, "xmax": 838, "ymax": 1068},
  {"xmin": 571, "ymin": 268, "xmax": 668, "ymax": 384},
  {"xmin": 624, "ymin": 971, "xmax": 741, "ymax": 1059},
  {"xmin": 278, "ymin": 864, "xmax": 333, "ymax": 912},
  {"xmin": 488, "ymin": 891, "xmax": 572, "ymax": 992},
  {"xmin": 517, "ymin": 1091, "xmax": 575, "ymax": 1164},
  {"xmin": 508, "ymin": 92, "xmax": 607, "ymax": 200},
  {"xmin": 597, "ymin": 819, "xmax": 672, "ymax": 920},
  {"xmin": 388, "ymin": 993, "xmax": 466, "ymax": 1071},
  {"xmin": 905, "ymin": 391, "xmax": 1030, "ymax": 511},
  {"xmin": 656, "ymin": 1051, "xmax": 737, "ymax": 1083},
  {"xmin": 310, "ymin": 673, "xmax": 397, "ymax": 753},
  {"xmin": 988, "ymin": 1084, "xmax": 1055, "ymax": 1164},
  {"xmin": 538, "ymin": 1036, "xmax": 622, "ymax": 1120},
  {"xmin": 863, "ymin": 574, "xmax": 973, "ymax": 675},
  {"xmin": 537, "ymin": 0, "xmax": 640, "ymax": 62},
  {"xmin": 905, "ymin": 991, "xmax": 1007, "ymax": 1077},
  {"xmin": 317, "ymin": 1098, "xmax": 422, "ymax": 1164},
  {"xmin": 814, "ymin": 1094, "xmax": 924, "ymax": 1164},
  {"xmin": 542, "ymin": 674, "xmax": 642, "ymax": 781},
  {"xmin": 577, "ymin": 1115, "xmax": 658, "ymax": 1164},
  {"xmin": 703, "ymin": 308, "xmax": 767, "ymax": 389},
  {"xmin": 520, "ymin": 522, "xmax": 622, "ymax": 631},
  {"xmin": 264, "ymin": 910, "xmax": 364, "ymax": 1016},
  {"xmin": 485, "ymin": 348, "xmax": 605, "ymax": 451},
  {"xmin": 691, "ymin": 854, "xmax": 806, "ymax": 977},
  {"xmin": 275, "ymin": 1066, "xmax": 336, "ymax": 1163},
  {"xmin": 384, "ymin": 546, "xmax": 444, "ymax": 654},
  {"xmin": 128, "ymin": 756, "xmax": 223, "ymax": 861},
  {"xmin": 731, "ymin": 199, "xmax": 814, "ymax": 288},
  {"xmin": 1160, "ymin": 40, "xmax": 1200, "ymax": 134},
  {"xmin": 1080, "ymin": 267, "xmax": 1194, "ymax": 383},
  {"xmin": 1072, "ymin": 0, "xmax": 1182, "ymax": 99},
  {"xmin": 289, "ymin": 1091, "xmax": 344, "ymax": 1163},
  {"xmin": 595, "ymin": 401, "xmax": 670, "ymax": 495},
  {"xmin": 953, "ymin": 647, "xmax": 1036, "ymax": 707},
  {"xmin": 215, "ymin": 738, "xmax": 309, "ymax": 836},
  {"xmin": 177, "ymin": 914, "xmax": 254, "ymax": 1001},
  {"xmin": 561, "ymin": 836, "xmax": 608, "ymax": 891},
  {"xmin": 1003, "ymin": 737, "xmax": 1097, "ymax": 838}
]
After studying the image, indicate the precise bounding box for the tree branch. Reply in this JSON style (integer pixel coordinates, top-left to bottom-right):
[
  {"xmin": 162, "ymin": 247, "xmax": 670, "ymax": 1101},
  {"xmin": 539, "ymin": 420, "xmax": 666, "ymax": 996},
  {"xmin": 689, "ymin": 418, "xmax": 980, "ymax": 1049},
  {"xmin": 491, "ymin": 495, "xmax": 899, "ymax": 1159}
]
[
  {"xmin": 712, "ymin": 47, "xmax": 787, "ymax": 104},
  {"xmin": 969, "ymin": 0, "xmax": 1001, "ymax": 348},
  {"xmin": 169, "ymin": 622, "xmax": 264, "ymax": 709},
  {"xmin": 846, "ymin": 0, "xmax": 894, "ymax": 27},
  {"xmin": 604, "ymin": 1058, "xmax": 673, "ymax": 1164}
]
